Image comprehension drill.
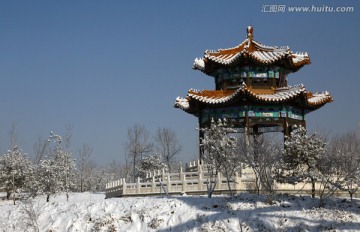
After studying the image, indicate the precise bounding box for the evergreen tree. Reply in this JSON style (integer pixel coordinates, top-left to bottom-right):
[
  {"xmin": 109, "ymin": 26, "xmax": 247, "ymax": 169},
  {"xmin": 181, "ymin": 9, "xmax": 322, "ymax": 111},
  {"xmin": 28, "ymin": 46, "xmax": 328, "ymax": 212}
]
[
  {"xmin": 31, "ymin": 132, "xmax": 76, "ymax": 202},
  {"xmin": 0, "ymin": 145, "xmax": 33, "ymax": 204},
  {"xmin": 138, "ymin": 155, "xmax": 167, "ymax": 179}
]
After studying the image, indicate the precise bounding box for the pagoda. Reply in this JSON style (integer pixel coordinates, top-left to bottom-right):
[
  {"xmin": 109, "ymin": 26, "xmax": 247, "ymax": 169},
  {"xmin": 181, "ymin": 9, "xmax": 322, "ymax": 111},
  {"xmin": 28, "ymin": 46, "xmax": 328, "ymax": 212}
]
[{"xmin": 175, "ymin": 26, "xmax": 332, "ymax": 157}]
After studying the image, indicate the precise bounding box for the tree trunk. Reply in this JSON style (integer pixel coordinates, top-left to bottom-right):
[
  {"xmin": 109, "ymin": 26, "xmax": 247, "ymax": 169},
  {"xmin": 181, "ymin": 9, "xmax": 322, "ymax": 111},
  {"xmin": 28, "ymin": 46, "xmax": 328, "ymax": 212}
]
[
  {"xmin": 255, "ymin": 175, "xmax": 260, "ymax": 195},
  {"xmin": 226, "ymin": 178, "xmax": 233, "ymax": 199},
  {"xmin": 207, "ymin": 178, "xmax": 216, "ymax": 198},
  {"xmin": 46, "ymin": 194, "xmax": 50, "ymax": 202},
  {"xmin": 208, "ymin": 184, "xmax": 216, "ymax": 198},
  {"xmin": 311, "ymin": 177, "xmax": 316, "ymax": 198}
]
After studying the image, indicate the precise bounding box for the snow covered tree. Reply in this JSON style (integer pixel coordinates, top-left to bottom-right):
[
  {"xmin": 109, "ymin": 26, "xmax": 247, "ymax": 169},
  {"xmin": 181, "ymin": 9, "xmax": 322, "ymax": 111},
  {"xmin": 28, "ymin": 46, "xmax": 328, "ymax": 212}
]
[
  {"xmin": 138, "ymin": 155, "xmax": 167, "ymax": 179},
  {"xmin": 200, "ymin": 118, "xmax": 239, "ymax": 198},
  {"xmin": 31, "ymin": 132, "xmax": 76, "ymax": 202},
  {"xmin": 57, "ymin": 149, "xmax": 76, "ymax": 201},
  {"xmin": 34, "ymin": 158, "xmax": 61, "ymax": 202},
  {"xmin": 0, "ymin": 145, "xmax": 33, "ymax": 205},
  {"xmin": 154, "ymin": 127, "xmax": 182, "ymax": 173},
  {"xmin": 277, "ymin": 126, "xmax": 325, "ymax": 198},
  {"xmin": 238, "ymin": 134, "xmax": 280, "ymax": 196},
  {"xmin": 124, "ymin": 124, "xmax": 153, "ymax": 182}
]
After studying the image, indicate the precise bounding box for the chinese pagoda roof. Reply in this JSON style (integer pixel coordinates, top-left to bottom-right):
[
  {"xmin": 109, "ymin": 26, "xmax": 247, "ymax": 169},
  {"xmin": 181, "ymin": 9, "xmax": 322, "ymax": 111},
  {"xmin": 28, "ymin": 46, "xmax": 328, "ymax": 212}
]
[
  {"xmin": 193, "ymin": 26, "xmax": 311, "ymax": 74},
  {"xmin": 174, "ymin": 83, "xmax": 332, "ymax": 115}
]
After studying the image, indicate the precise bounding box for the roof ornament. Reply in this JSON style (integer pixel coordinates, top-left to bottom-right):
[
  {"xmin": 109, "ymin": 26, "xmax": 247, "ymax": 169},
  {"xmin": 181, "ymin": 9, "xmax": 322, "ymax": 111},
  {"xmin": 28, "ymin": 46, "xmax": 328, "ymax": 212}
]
[
  {"xmin": 246, "ymin": 25, "xmax": 253, "ymax": 41},
  {"xmin": 245, "ymin": 25, "xmax": 254, "ymax": 50}
]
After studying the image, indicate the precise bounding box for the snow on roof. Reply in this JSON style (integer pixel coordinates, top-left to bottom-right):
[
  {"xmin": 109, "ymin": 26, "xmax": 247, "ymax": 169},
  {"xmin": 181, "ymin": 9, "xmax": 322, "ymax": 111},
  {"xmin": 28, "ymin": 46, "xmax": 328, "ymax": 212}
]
[
  {"xmin": 175, "ymin": 96, "xmax": 190, "ymax": 110},
  {"xmin": 307, "ymin": 92, "xmax": 332, "ymax": 105},
  {"xmin": 174, "ymin": 83, "xmax": 333, "ymax": 113},
  {"xmin": 193, "ymin": 26, "xmax": 311, "ymax": 73}
]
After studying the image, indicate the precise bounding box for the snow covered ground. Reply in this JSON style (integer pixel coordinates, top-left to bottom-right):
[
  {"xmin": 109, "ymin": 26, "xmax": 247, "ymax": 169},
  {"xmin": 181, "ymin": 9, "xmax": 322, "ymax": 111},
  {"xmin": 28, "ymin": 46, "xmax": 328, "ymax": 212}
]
[{"xmin": 1, "ymin": 192, "xmax": 360, "ymax": 231}]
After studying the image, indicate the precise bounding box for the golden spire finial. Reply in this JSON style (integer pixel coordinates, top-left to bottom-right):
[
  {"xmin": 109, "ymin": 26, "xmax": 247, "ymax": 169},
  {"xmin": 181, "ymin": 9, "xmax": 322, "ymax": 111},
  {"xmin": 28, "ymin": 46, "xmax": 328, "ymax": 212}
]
[{"xmin": 247, "ymin": 25, "xmax": 253, "ymax": 41}]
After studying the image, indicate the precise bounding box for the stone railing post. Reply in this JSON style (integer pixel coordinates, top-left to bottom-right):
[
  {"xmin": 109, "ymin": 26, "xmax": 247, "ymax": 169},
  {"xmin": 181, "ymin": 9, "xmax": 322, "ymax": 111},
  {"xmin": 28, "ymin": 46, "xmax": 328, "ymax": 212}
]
[
  {"xmin": 167, "ymin": 173, "xmax": 171, "ymax": 193},
  {"xmin": 137, "ymin": 177, "xmax": 141, "ymax": 194},
  {"xmin": 122, "ymin": 178, "xmax": 127, "ymax": 195},
  {"xmin": 181, "ymin": 172, "xmax": 186, "ymax": 192},
  {"xmin": 151, "ymin": 176, "xmax": 156, "ymax": 193},
  {"xmin": 198, "ymin": 167, "xmax": 203, "ymax": 191},
  {"xmin": 197, "ymin": 160, "xmax": 202, "ymax": 172}
]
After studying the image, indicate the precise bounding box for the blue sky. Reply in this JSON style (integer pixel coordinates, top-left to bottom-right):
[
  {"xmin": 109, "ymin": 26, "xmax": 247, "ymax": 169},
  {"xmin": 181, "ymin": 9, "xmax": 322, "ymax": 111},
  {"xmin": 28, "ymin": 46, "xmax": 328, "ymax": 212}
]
[{"xmin": 0, "ymin": 0, "xmax": 359, "ymax": 164}]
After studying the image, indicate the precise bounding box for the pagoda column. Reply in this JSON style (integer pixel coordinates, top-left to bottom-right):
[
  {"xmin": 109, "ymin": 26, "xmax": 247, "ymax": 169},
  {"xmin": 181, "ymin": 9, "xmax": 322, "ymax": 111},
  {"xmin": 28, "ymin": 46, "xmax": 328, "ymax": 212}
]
[
  {"xmin": 283, "ymin": 111, "xmax": 290, "ymax": 140},
  {"xmin": 245, "ymin": 110, "xmax": 250, "ymax": 145},
  {"xmin": 198, "ymin": 117, "xmax": 205, "ymax": 163},
  {"xmin": 301, "ymin": 109, "xmax": 306, "ymax": 129},
  {"xmin": 253, "ymin": 125, "xmax": 259, "ymax": 162}
]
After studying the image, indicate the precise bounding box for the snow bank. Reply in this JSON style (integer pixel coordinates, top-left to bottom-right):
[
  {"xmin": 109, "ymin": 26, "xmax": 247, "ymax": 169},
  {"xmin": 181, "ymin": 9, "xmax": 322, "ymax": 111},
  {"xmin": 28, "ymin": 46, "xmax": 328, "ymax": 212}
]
[{"xmin": 0, "ymin": 192, "xmax": 360, "ymax": 231}]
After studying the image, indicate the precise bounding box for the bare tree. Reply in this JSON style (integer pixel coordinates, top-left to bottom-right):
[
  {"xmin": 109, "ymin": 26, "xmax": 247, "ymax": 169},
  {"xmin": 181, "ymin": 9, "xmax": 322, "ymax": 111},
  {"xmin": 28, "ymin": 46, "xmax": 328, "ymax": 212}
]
[
  {"xmin": 82, "ymin": 160, "xmax": 100, "ymax": 191},
  {"xmin": 238, "ymin": 134, "xmax": 280, "ymax": 197},
  {"xmin": 64, "ymin": 123, "xmax": 74, "ymax": 152},
  {"xmin": 325, "ymin": 131, "xmax": 360, "ymax": 202},
  {"xmin": 120, "ymin": 155, "xmax": 132, "ymax": 182},
  {"xmin": 78, "ymin": 144, "xmax": 93, "ymax": 192},
  {"xmin": 33, "ymin": 137, "xmax": 48, "ymax": 165},
  {"xmin": 124, "ymin": 124, "xmax": 153, "ymax": 182},
  {"xmin": 8, "ymin": 123, "xmax": 17, "ymax": 149},
  {"xmin": 106, "ymin": 159, "xmax": 123, "ymax": 181},
  {"xmin": 155, "ymin": 127, "xmax": 182, "ymax": 173}
]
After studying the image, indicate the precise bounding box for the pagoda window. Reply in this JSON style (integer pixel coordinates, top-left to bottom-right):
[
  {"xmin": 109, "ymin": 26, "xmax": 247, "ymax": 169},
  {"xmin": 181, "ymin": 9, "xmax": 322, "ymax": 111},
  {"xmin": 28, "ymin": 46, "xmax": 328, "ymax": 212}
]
[
  {"xmin": 268, "ymin": 71, "xmax": 274, "ymax": 78},
  {"xmin": 275, "ymin": 72, "xmax": 280, "ymax": 78}
]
